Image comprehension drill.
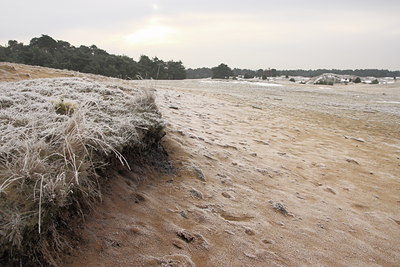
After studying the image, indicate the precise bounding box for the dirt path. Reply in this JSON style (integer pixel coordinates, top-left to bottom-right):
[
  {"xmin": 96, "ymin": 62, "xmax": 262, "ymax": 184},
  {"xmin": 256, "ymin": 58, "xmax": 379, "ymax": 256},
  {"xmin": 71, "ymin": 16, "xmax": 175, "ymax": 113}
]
[{"xmin": 65, "ymin": 80, "xmax": 400, "ymax": 266}]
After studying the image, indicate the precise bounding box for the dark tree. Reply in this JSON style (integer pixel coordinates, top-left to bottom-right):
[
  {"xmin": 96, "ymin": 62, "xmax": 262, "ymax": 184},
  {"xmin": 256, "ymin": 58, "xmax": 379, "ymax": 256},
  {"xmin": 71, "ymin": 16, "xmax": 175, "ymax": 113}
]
[
  {"xmin": 166, "ymin": 61, "xmax": 186, "ymax": 80},
  {"xmin": 0, "ymin": 45, "xmax": 6, "ymax": 61},
  {"xmin": 265, "ymin": 68, "xmax": 278, "ymax": 77},
  {"xmin": 212, "ymin": 63, "xmax": 234, "ymax": 79},
  {"xmin": 256, "ymin": 69, "xmax": 264, "ymax": 78},
  {"xmin": 29, "ymin": 35, "xmax": 57, "ymax": 51},
  {"xmin": 186, "ymin": 67, "xmax": 213, "ymax": 79},
  {"xmin": 138, "ymin": 55, "xmax": 154, "ymax": 79}
]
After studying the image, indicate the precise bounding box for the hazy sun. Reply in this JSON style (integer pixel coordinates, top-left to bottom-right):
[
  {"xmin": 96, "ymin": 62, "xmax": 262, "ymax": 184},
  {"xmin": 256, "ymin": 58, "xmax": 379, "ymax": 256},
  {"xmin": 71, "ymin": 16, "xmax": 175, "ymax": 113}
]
[
  {"xmin": 125, "ymin": 25, "xmax": 176, "ymax": 45},
  {"xmin": 152, "ymin": 4, "xmax": 159, "ymax": 10}
]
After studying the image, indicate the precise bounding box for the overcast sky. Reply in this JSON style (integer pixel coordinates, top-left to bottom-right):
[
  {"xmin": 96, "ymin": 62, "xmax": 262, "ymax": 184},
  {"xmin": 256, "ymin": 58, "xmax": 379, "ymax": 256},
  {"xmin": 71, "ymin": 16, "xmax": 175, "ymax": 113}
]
[{"xmin": 1, "ymin": 0, "xmax": 399, "ymax": 70}]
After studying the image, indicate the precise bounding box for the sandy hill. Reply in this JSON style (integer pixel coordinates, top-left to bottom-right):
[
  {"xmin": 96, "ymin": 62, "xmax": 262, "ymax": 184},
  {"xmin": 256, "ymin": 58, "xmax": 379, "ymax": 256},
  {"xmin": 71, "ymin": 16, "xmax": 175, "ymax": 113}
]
[
  {"xmin": 1, "ymin": 63, "xmax": 400, "ymax": 266},
  {"xmin": 0, "ymin": 63, "xmax": 164, "ymax": 265}
]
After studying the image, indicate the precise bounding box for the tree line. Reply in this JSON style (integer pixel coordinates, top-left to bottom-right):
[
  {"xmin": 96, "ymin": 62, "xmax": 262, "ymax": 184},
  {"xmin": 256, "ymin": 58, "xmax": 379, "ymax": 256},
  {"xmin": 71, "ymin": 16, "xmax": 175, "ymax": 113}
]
[
  {"xmin": 190, "ymin": 64, "xmax": 280, "ymax": 79},
  {"xmin": 279, "ymin": 69, "xmax": 400, "ymax": 78},
  {"xmin": 187, "ymin": 65, "xmax": 400, "ymax": 79},
  {"xmin": 0, "ymin": 35, "xmax": 186, "ymax": 80},
  {"xmin": 1, "ymin": 35, "xmax": 398, "ymax": 80}
]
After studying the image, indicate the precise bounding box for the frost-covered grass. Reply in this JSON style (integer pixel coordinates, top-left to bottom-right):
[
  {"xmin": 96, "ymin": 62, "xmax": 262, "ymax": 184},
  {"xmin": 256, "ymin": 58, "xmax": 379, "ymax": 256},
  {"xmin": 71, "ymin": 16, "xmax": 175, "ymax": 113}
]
[{"xmin": 0, "ymin": 77, "xmax": 163, "ymax": 264}]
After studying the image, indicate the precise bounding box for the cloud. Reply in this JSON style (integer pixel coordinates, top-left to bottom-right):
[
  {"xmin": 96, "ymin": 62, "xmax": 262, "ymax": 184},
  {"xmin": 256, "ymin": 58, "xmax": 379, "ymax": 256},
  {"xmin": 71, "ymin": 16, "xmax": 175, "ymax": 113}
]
[
  {"xmin": 1, "ymin": 1, "xmax": 399, "ymax": 69},
  {"xmin": 55, "ymin": 9, "xmax": 399, "ymax": 69}
]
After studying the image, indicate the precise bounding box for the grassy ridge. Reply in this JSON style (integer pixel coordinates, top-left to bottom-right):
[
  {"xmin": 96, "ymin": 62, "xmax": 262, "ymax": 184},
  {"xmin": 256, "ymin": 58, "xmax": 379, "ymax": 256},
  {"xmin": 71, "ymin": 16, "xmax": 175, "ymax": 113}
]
[{"xmin": 0, "ymin": 77, "xmax": 164, "ymax": 264}]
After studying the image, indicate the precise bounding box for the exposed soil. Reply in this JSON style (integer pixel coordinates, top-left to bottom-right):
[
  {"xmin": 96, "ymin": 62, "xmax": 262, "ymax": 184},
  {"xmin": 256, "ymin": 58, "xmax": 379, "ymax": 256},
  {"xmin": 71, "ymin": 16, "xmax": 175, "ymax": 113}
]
[
  {"xmin": 64, "ymin": 79, "xmax": 399, "ymax": 266},
  {"xmin": 0, "ymin": 63, "xmax": 77, "ymax": 81},
  {"xmin": 1, "ymin": 64, "xmax": 399, "ymax": 266}
]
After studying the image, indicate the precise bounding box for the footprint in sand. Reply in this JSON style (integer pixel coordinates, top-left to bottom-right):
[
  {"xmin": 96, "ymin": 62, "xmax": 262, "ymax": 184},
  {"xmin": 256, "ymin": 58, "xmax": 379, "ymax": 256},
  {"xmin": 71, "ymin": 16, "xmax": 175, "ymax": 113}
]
[
  {"xmin": 124, "ymin": 191, "xmax": 146, "ymax": 204},
  {"xmin": 219, "ymin": 211, "xmax": 254, "ymax": 222},
  {"xmin": 176, "ymin": 230, "xmax": 209, "ymax": 250},
  {"xmin": 351, "ymin": 203, "xmax": 369, "ymax": 210},
  {"xmin": 144, "ymin": 254, "xmax": 195, "ymax": 267}
]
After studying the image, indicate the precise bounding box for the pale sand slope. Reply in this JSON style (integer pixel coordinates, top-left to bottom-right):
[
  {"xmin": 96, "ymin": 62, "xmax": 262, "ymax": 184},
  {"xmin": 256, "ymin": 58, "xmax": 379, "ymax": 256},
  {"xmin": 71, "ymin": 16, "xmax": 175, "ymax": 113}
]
[
  {"xmin": 66, "ymin": 79, "xmax": 400, "ymax": 266},
  {"xmin": 1, "ymin": 63, "xmax": 398, "ymax": 265}
]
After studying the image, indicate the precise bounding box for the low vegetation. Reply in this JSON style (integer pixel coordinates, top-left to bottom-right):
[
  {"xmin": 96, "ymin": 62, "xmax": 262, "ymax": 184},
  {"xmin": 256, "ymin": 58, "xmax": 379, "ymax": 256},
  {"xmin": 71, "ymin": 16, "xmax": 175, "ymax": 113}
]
[
  {"xmin": 0, "ymin": 77, "xmax": 164, "ymax": 264},
  {"xmin": 186, "ymin": 66, "xmax": 400, "ymax": 79},
  {"xmin": 315, "ymin": 80, "xmax": 334, "ymax": 86},
  {"xmin": 371, "ymin": 79, "xmax": 379, "ymax": 84}
]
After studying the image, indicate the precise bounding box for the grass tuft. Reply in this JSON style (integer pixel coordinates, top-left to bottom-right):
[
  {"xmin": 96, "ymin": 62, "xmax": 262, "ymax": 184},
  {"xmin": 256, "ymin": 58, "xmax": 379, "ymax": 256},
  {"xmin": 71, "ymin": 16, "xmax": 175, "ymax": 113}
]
[
  {"xmin": 53, "ymin": 98, "xmax": 76, "ymax": 115},
  {"xmin": 0, "ymin": 77, "xmax": 164, "ymax": 265}
]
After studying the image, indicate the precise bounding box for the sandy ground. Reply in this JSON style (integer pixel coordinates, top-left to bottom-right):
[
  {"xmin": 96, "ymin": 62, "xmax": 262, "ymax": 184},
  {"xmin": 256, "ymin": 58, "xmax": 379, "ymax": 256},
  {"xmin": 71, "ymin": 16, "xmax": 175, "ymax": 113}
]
[
  {"xmin": 1, "ymin": 64, "xmax": 399, "ymax": 266},
  {"xmin": 0, "ymin": 62, "xmax": 78, "ymax": 81},
  {"xmin": 65, "ymin": 79, "xmax": 399, "ymax": 266}
]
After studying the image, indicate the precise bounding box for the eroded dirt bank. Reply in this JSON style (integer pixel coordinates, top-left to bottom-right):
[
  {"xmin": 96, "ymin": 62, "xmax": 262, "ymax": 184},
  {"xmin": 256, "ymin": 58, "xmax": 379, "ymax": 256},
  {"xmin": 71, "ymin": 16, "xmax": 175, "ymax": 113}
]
[{"xmin": 65, "ymin": 79, "xmax": 400, "ymax": 266}]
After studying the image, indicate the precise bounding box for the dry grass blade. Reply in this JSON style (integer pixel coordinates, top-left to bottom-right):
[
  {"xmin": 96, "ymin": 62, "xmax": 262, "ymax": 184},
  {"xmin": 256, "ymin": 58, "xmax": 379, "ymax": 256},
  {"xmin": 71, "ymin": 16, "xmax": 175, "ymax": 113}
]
[{"xmin": 0, "ymin": 77, "xmax": 164, "ymax": 265}]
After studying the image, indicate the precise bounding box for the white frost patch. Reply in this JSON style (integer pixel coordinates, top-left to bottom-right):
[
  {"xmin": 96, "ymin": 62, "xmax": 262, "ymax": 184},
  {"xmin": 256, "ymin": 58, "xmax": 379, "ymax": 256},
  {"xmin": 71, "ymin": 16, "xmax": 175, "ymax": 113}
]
[
  {"xmin": 0, "ymin": 77, "xmax": 162, "ymax": 252},
  {"xmin": 243, "ymin": 81, "xmax": 283, "ymax": 87},
  {"xmin": 0, "ymin": 77, "xmax": 162, "ymax": 159},
  {"xmin": 200, "ymin": 80, "xmax": 222, "ymax": 84},
  {"xmin": 200, "ymin": 80, "xmax": 282, "ymax": 87},
  {"xmin": 375, "ymin": 101, "xmax": 400, "ymax": 104}
]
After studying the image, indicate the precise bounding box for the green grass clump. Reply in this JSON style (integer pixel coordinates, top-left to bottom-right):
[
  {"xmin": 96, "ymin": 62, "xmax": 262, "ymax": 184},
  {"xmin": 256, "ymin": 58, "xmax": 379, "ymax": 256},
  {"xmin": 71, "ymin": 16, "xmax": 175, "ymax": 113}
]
[{"xmin": 53, "ymin": 98, "xmax": 76, "ymax": 115}]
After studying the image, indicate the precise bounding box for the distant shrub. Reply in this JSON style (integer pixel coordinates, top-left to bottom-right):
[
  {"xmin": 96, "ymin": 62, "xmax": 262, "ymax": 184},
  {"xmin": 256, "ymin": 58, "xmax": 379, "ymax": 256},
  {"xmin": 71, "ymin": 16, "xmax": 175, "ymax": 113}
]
[
  {"xmin": 371, "ymin": 79, "xmax": 379, "ymax": 84},
  {"xmin": 316, "ymin": 80, "xmax": 333, "ymax": 86},
  {"xmin": 354, "ymin": 77, "xmax": 361, "ymax": 83},
  {"xmin": 289, "ymin": 78, "xmax": 295, "ymax": 82}
]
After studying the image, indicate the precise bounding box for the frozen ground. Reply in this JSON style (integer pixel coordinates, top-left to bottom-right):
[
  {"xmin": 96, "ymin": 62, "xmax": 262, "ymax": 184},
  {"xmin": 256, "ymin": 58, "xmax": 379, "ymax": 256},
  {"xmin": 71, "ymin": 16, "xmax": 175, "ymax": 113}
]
[
  {"xmin": 150, "ymin": 78, "xmax": 400, "ymax": 122},
  {"xmin": 68, "ymin": 78, "xmax": 400, "ymax": 266},
  {"xmin": 1, "ymin": 63, "xmax": 399, "ymax": 266}
]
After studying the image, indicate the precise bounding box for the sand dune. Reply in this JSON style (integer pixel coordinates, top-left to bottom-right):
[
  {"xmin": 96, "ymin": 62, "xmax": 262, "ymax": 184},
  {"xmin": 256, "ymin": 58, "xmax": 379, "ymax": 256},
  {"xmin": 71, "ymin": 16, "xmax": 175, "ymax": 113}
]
[
  {"xmin": 66, "ymin": 79, "xmax": 400, "ymax": 266},
  {"xmin": 1, "ymin": 64, "xmax": 399, "ymax": 266}
]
